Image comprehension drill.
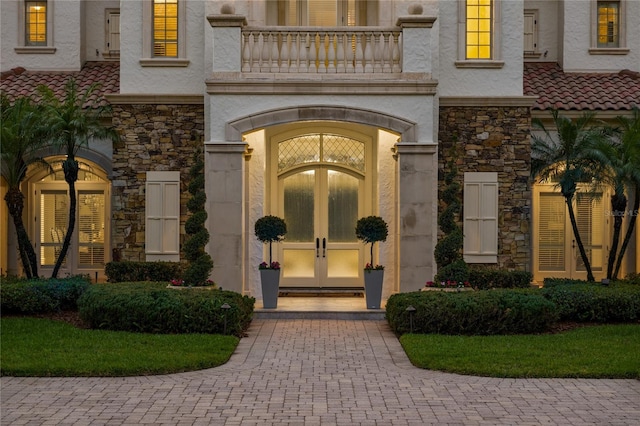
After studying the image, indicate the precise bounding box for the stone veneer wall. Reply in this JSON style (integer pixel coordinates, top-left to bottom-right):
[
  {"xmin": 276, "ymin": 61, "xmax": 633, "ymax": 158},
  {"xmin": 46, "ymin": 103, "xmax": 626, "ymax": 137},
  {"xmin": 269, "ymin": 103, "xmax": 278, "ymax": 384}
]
[
  {"xmin": 438, "ymin": 105, "xmax": 532, "ymax": 270},
  {"xmin": 110, "ymin": 104, "xmax": 205, "ymax": 262}
]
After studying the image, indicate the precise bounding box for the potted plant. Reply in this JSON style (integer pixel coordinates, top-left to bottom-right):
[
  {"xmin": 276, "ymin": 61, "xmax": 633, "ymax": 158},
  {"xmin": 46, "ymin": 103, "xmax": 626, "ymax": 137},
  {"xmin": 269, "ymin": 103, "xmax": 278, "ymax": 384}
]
[
  {"xmin": 355, "ymin": 215, "xmax": 388, "ymax": 309},
  {"xmin": 255, "ymin": 215, "xmax": 287, "ymax": 308}
]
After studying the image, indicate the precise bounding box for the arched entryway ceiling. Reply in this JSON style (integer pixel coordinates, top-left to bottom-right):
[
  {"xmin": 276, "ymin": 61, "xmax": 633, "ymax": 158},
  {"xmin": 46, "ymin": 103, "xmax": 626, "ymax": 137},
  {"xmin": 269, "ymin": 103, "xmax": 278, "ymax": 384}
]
[
  {"xmin": 226, "ymin": 106, "xmax": 416, "ymax": 142},
  {"xmin": 31, "ymin": 147, "xmax": 113, "ymax": 179}
]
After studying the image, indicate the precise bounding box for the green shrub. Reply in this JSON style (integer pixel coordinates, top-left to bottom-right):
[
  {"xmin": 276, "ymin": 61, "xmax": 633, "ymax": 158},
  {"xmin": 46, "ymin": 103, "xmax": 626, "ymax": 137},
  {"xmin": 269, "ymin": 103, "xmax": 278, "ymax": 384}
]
[
  {"xmin": 0, "ymin": 276, "xmax": 91, "ymax": 314},
  {"xmin": 386, "ymin": 289, "xmax": 557, "ymax": 335},
  {"xmin": 541, "ymin": 281, "xmax": 640, "ymax": 322},
  {"xmin": 469, "ymin": 269, "xmax": 533, "ymax": 290},
  {"xmin": 78, "ymin": 282, "xmax": 255, "ymax": 336},
  {"xmin": 624, "ymin": 273, "xmax": 640, "ymax": 286},
  {"xmin": 104, "ymin": 261, "xmax": 183, "ymax": 283}
]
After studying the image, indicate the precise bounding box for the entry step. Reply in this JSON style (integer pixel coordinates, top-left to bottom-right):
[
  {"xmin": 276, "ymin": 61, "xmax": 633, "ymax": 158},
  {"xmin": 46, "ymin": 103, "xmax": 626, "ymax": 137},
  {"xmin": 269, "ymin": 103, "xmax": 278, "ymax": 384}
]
[{"xmin": 279, "ymin": 287, "xmax": 364, "ymax": 297}]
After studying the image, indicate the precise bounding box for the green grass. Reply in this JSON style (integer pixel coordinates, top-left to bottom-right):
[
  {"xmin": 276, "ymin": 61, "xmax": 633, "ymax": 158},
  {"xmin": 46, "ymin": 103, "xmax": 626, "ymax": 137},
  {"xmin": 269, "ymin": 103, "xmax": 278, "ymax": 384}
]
[
  {"xmin": 400, "ymin": 324, "xmax": 640, "ymax": 378},
  {"xmin": 1, "ymin": 317, "xmax": 239, "ymax": 377}
]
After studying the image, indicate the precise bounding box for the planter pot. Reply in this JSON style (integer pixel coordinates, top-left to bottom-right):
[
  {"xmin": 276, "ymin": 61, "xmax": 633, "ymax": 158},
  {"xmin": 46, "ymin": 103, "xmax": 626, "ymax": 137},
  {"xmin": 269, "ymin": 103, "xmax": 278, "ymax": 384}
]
[
  {"xmin": 364, "ymin": 269, "xmax": 384, "ymax": 309},
  {"xmin": 260, "ymin": 269, "xmax": 280, "ymax": 309}
]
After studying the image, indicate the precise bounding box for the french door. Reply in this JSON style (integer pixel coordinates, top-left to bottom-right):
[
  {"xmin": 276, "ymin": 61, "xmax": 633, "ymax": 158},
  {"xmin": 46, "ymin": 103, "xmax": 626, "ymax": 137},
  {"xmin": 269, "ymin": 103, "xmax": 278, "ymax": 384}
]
[
  {"xmin": 283, "ymin": 0, "xmax": 360, "ymax": 26},
  {"xmin": 278, "ymin": 166, "xmax": 364, "ymax": 287},
  {"xmin": 534, "ymin": 186, "xmax": 606, "ymax": 281},
  {"xmin": 34, "ymin": 181, "xmax": 109, "ymax": 279}
]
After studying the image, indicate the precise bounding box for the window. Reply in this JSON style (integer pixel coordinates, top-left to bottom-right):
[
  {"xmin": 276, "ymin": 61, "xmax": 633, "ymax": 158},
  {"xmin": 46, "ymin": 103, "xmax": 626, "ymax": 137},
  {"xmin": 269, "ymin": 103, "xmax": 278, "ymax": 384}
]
[
  {"xmin": 146, "ymin": 172, "xmax": 180, "ymax": 261},
  {"xmin": 141, "ymin": 0, "xmax": 188, "ymax": 66},
  {"xmin": 597, "ymin": 1, "xmax": 619, "ymax": 47},
  {"xmin": 466, "ymin": 0, "xmax": 492, "ymax": 59},
  {"xmin": 25, "ymin": 1, "xmax": 47, "ymax": 46},
  {"xmin": 463, "ymin": 172, "xmax": 498, "ymax": 263},
  {"xmin": 590, "ymin": 0, "xmax": 628, "ymax": 54},
  {"xmin": 153, "ymin": 0, "xmax": 178, "ymax": 57},
  {"xmin": 524, "ymin": 10, "xmax": 540, "ymax": 57},
  {"xmin": 456, "ymin": 0, "xmax": 503, "ymax": 67}
]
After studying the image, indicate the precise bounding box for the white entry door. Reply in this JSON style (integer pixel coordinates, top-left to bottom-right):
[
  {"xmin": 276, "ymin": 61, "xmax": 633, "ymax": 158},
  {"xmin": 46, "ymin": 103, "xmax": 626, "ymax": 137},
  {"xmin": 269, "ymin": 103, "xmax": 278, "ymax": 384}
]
[
  {"xmin": 534, "ymin": 186, "xmax": 606, "ymax": 281},
  {"xmin": 278, "ymin": 166, "xmax": 364, "ymax": 287}
]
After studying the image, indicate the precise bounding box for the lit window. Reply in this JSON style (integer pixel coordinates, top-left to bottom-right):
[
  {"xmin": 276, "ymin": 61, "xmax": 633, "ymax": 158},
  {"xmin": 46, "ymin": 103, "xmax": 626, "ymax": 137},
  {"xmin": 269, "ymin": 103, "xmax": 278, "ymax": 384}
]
[
  {"xmin": 25, "ymin": 1, "xmax": 47, "ymax": 46},
  {"xmin": 597, "ymin": 1, "xmax": 619, "ymax": 47},
  {"xmin": 466, "ymin": 0, "xmax": 492, "ymax": 59},
  {"xmin": 153, "ymin": 0, "xmax": 178, "ymax": 57}
]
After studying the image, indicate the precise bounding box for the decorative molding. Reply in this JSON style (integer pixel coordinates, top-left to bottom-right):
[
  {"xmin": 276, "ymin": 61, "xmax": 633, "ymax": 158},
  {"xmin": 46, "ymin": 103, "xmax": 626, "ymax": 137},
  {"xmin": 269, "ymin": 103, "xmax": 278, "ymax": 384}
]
[
  {"xmin": 14, "ymin": 47, "xmax": 56, "ymax": 54},
  {"xmin": 439, "ymin": 96, "xmax": 538, "ymax": 107},
  {"xmin": 454, "ymin": 60, "xmax": 505, "ymax": 69},
  {"xmin": 207, "ymin": 15, "xmax": 247, "ymax": 27},
  {"xmin": 105, "ymin": 94, "xmax": 204, "ymax": 105},
  {"xmin": 139, "ymin": 58, "xmax": 190, "ymax": 67},
  {"xmin": 588, "ymin": 48, "xmax": 630, "ymax": 55}
]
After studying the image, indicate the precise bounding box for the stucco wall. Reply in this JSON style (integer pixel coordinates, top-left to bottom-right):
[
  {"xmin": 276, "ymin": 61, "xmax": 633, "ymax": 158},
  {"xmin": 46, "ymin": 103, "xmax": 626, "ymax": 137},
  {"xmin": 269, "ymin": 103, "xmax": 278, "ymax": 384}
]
[
  {"xmin": 524, "ymin": 0, "xmax": 560, "ymax": 63},
  {"xmin": 110, "ymin": 103, "xmax": 205, "ymax": 262},
  {"xmin": 437, "ymin": 0, "xmax": 524, "ymax": 97},
  {"xmin": 0, "ymin": 0, "xmax": 84, "ymax": 71},
  {"xmin": 438, "ymin": 105, "xmax": 532, "ymax": 271},
  {"xmin": 119, "ymin": 0, "xmax": 206, "ymax": 94},
  {"xmin": 84, "ymin": 0, "xmax": 120, "ymax": 61}
]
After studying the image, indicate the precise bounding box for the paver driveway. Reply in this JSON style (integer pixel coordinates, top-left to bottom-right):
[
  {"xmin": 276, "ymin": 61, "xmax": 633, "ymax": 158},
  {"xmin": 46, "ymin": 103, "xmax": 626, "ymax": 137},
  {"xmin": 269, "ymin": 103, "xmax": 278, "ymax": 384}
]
[{"xmin": 2, "ymin": 319, "xmax": 639, "ymax": 425}]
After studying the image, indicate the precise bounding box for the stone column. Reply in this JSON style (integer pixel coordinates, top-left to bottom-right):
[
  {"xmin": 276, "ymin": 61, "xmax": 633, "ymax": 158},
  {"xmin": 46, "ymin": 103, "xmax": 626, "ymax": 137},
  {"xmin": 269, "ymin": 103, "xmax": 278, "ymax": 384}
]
[
  {"xmin": 207, "ymin": 13, "xmax": 247, "ymax": 73},
  {"xmin": 395, "ymin": 143, "xmax": 438, "ymax": 292},
  {"xmin": 205, "ymin": 142, "xmax": 247, "ymax": 294},
  {"xmin": 396, "ymin": 14, "xmax": 437, "ymax": 74}
]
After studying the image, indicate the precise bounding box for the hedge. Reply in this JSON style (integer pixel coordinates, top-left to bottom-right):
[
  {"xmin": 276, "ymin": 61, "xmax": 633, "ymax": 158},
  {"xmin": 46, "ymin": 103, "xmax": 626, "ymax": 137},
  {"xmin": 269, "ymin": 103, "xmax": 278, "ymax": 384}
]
[
  {"xmin": 386, "ymin": 289, "xmax": 558, "ymax": 335},
  {"xmin": 0, "ymin": 275, "xmax": 91, "ymax": 314},
  {"xmin": 541, "ymin": 279, "xmax": 640, "ymax": 323},
  {"xmin": 78, "ymin": 282, "xmax": 255, "ymax": 336},
  {"xmin": 105, "ymin": 261, "xmax": 183, "ymax": 283},
  {"xmin": 468, "ymin": 269, "xmax": 532, "ymax": 290}
]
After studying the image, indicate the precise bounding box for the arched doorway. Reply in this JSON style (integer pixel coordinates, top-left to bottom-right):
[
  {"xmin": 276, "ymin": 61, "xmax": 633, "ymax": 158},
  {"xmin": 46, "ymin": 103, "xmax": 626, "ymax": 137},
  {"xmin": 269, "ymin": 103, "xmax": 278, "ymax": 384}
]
[
  {"xmin": 268, "ymin": 126, "xmax": 375, "ymax": 288},
  {"xmin": 29, "ymin": 158, "xmax": 110, "ymax": 280}
]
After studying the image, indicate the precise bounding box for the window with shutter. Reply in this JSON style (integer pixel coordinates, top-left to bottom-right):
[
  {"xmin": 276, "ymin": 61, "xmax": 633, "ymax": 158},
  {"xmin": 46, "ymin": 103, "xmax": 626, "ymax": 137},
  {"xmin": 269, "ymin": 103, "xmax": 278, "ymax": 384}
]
[
  {"xmin": 463, "ymin": 172, "xmax": 498, "ymax": 263},
  {"xmin": 524, "ymin": 10, "xmax": 539, "ymax": 57},
  {"xmin": 146, "ymin": 171, "xmax": 180, "ymax": 261}
]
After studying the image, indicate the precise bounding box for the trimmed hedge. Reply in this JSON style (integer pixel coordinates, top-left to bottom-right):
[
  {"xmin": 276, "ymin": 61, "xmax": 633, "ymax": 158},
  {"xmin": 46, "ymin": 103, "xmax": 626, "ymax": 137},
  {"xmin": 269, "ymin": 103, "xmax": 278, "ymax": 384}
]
[
  {"xmin": 541, "ymin": 279, "xmax": 640, "ymax": 322},
  {"xmin": 78, "ymin": 282, "xmax": 255, "ymax": 336},
  {"xmin": 468, "ymin": 269, "xmax": 532, "ymax": 290},
  {"xmin": 0, "ymin": 276, "xmax": 91, "ymax": 314},
  {"xmin": 105, "ymin": 261, "xmax": 183, "ymax": 283},
  {"xmin": 386, "ymin": 289, "xmax": 558, "ymax": 335}
]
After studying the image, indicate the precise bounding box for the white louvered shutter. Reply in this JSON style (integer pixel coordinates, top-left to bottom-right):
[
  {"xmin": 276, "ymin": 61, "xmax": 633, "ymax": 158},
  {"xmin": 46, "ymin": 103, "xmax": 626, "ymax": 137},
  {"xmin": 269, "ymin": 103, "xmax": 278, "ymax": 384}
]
[
  {"xmin": 463, "ymin": 173, "xmax": 498, "ymax": 263},
  {"xmin": 146, "ymin": 172, "xmax": 180, "ymax": 261}
]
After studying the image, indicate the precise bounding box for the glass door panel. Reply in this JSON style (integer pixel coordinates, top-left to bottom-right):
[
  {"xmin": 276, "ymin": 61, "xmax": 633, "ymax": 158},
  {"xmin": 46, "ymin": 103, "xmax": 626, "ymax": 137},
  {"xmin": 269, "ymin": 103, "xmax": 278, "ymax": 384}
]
[
  {"xmin": 328, "ymin": 170, "xmax": 358, "ymax": 242},
  {"xmin": 78, "ymin": 191, "xmax": 106, "ymax": 267},
  {"xmin": 39, "ymin": 190, "xmax": 68, "ymax": 267}
]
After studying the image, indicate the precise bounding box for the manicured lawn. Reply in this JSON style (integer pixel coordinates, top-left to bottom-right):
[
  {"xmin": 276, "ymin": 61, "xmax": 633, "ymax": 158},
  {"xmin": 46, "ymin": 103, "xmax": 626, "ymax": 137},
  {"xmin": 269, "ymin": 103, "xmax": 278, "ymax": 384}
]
[
  {"xmin": 400, "ymin": 324, "xmax": 640, "ymax": 379},
  {"xmin": 1, "ymin": 317, "xmax": 239, "ymax": 377}
]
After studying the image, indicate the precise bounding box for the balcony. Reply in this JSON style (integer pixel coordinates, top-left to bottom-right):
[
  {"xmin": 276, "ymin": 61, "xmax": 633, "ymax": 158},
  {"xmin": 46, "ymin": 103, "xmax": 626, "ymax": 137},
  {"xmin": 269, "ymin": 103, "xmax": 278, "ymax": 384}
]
[{"xmin": 207, "ymin": 13, "xmax": 437, "ymax": 93}]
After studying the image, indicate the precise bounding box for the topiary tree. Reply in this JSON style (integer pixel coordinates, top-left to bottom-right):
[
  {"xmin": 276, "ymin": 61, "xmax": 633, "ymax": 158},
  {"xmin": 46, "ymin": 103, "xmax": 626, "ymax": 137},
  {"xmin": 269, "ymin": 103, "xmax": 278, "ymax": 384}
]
[
  {"xmin": 434, "ymin": 146, "xmax": 469, "ymax": 284},
  {"xmin": 355, "ymin": 216, "xmax": 388, "ymax": 268},
  {"xmin": 255, "ymin": 215, "xmax": 287, "ymax": 268},
  {"xmin": 182, "ymin": 149, "xmax": 214, "ymax": 286}
]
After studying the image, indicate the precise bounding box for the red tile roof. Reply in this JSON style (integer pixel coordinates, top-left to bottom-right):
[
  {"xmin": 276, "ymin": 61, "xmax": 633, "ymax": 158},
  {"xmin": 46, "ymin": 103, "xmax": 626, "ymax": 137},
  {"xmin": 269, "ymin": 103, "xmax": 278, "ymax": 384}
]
[
  {"xmin": 524, "ymin": 62, "xmax": 640, "ymax": 111},
  {"xmin": 0, "ymin": 62, "xmax": 119, "ymax": 108}
]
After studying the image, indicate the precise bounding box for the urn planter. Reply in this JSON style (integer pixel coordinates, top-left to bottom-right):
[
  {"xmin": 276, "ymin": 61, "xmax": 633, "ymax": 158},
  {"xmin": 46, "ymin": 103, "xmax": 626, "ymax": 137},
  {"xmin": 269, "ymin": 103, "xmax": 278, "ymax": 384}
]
[
  {"xmin": 364, "ymin": 269, "xmax": 384, "ymax": 309},
  {"xmin": 260, "ymin": 269, "xmax": 280, "ymax": 309}
]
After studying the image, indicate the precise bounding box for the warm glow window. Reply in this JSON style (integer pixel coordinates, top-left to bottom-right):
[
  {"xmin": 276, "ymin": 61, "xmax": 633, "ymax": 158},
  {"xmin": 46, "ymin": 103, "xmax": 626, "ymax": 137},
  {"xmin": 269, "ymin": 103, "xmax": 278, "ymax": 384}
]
[
  {"xmin": 597, "ymin": 1, "xmax": 619, "ymax": 47},
  {"xmin": 25, "ymin": 1, "xmax": 47, "ymax": 46},
  {"xmin": 153, "ymin": 0, "xmax": 178, "ymax": 57},
  {"xmin": 466, "ymin": 0, "xmax": 492, "ymax": 59}
]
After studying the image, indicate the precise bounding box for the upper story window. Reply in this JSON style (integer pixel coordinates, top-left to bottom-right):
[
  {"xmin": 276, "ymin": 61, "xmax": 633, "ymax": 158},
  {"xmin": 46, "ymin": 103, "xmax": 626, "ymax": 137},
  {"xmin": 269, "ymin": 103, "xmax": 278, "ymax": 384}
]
[
  {"xmin": 597, "ymin": 1, "xmax": 619, "ymax": 47},
  {"xmin": 590, "ymin": 0, "xmax": 628, "ymax": 54},
  {"xmin": 277, "ymin": 0, "xmax": 363, "ymax": 26},
  {"xmin": 25, "ymin": 1, "xmax": 47, "ymax": 46},
  {"xmin": 140, "ymin": 0, "xmax": 188, "ymax": 66},
  {"xmin": 153, "ymin": 0, "xmax": 178, "ymax": 57},
  {"xmin": 456, "ymin": 0, "xmax": 503, "ymax": 68},
  {"xmin": 466, "ymin": 0, "xmax": 492, "ymax": 59}
]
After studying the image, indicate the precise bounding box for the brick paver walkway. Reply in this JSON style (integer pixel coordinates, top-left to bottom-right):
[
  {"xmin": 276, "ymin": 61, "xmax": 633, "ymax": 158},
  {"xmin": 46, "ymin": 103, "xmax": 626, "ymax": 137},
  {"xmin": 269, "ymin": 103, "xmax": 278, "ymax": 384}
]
[{"xmin": 2, "ymin": 320, "xmax": 639, "ymax": 425}]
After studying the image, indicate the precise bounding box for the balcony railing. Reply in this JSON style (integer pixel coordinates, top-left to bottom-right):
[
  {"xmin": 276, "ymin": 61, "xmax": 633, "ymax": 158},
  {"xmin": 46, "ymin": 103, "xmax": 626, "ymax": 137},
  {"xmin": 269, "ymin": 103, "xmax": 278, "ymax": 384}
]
[{"xmin": 241, "ymin": 27, "xmax": 402, "ymax": 74}]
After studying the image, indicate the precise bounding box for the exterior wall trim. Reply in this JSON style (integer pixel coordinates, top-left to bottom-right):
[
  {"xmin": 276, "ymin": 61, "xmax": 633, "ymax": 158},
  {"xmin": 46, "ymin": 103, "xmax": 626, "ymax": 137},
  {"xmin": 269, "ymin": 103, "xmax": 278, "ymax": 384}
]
[
  {"xmin": 225, "ymin": 105, "xmax": 417, "ymax": 142},
  {"xmin": 105, "ymin": 94, "xmax": 204, "ymax": 105},
  {"xmin": 439, "ymin": 96, "xmax": 538, "ymax": 107}
]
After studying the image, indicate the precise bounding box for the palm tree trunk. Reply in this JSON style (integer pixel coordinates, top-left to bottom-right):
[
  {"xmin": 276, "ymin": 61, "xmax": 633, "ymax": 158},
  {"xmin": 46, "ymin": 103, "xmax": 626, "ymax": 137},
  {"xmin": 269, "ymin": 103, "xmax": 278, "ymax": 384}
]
[
  {"xmin": 52, "ymin": 159, "xmax": 78, "ymax": 278},
  {"xmin": 4, "ymin": 188, "xmax": 38, "ymax": 278},
  {"xmin": 566, "ymin": 196, "xmax": 595, "ymax": 281},
  {"xmin": 607, "ymin": 192, "xmax": 627, "ymax": 279},
  {"xmin": 613, "ymin": 189, "xmax": 639, "ymax": 280}
]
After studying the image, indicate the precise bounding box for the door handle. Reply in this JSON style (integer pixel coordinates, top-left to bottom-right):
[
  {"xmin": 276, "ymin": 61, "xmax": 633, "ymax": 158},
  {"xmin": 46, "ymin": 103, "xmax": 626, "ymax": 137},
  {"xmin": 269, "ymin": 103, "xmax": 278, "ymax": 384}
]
[
  {"xmin": 316, "ymin": 238, "xmax": 320, "ymax": 258},
  {"xmin": 322, "ymin": 238, "xmax": 326, "ymax": 258}
]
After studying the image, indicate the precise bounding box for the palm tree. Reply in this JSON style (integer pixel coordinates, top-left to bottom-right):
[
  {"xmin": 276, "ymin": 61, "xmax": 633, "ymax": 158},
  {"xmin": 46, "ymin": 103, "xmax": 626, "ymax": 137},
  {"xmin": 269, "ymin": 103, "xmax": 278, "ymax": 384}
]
[
  {"xmin": 589, "ymin": 108, "xmax": 640, "ymax": 279},
  {"xmin": 531, "ymin": 110, "xmax": 608, "ymax": 282},
  {"xmin": 0, "ymin": 95, "xmax": 50, "ymax": 278},
  {"xmin": 38, "ymin": 79, "xmax": 119, "ymax": 278}
]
